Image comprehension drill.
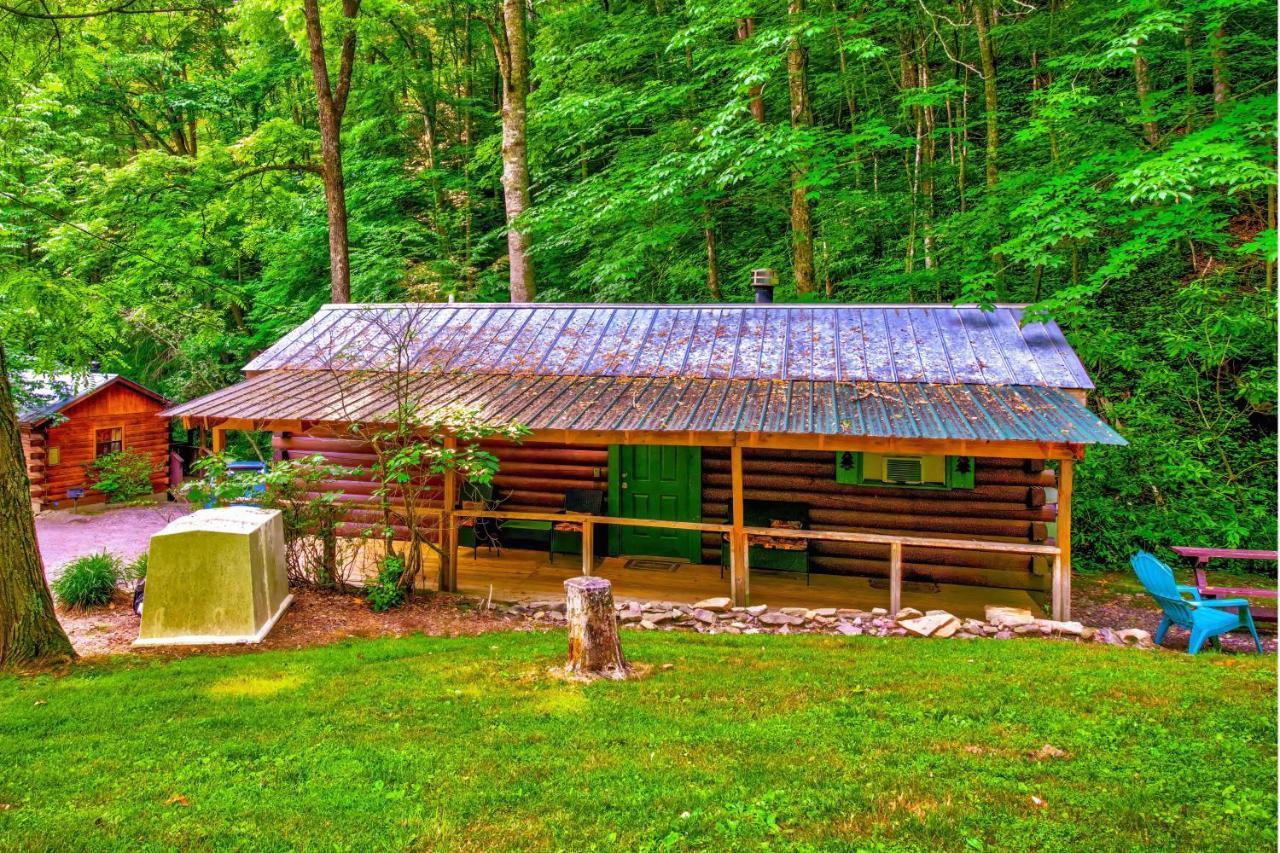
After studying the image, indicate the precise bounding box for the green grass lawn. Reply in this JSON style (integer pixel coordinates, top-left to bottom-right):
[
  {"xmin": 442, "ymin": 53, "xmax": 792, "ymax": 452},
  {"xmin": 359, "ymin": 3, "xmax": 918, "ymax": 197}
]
[{"xmin": 0, "ymin": 632, "xmax": 1274, "ymax": 851}]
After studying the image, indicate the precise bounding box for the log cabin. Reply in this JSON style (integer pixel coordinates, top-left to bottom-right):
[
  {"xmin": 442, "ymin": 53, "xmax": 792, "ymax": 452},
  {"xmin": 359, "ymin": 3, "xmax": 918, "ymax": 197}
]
[
  {"xmin": 18, "ymin": 373, "xmax": 172, "ymax": 511},
  {"xmin": 163, "ymin": 291, "xmax": 1126, "ymax": 619}
]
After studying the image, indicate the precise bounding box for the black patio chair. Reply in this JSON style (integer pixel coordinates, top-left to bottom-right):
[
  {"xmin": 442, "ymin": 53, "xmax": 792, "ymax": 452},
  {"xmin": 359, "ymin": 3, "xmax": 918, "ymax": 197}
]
[{"xmin": 549, "ymin": 488, "xmax": 604, "ymax": 565}]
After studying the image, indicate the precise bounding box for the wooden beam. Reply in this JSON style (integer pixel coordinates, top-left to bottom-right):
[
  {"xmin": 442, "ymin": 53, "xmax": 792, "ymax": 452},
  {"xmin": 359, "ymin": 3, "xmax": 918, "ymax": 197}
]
[
  {"xmin": 730, "ymin": 445, "xmax": 748, "ymax": 606},
  {"xmin": 581, "ymin": 520, "xmax": 595, "ymax": 576},
  {"xmin": 889, "ymin": 541, "xmax": 903, "ymax": 616},
  {"xmin": 211, "ymin": 426, "xmax": 226, "ymax": 454},
  {"xmin": 1056, "ymin": 459, "xmax": 1074, "ymax": 620},
  {"xmin": 441, "ymin": 437, "xmax": 458, "ymax": 593}
]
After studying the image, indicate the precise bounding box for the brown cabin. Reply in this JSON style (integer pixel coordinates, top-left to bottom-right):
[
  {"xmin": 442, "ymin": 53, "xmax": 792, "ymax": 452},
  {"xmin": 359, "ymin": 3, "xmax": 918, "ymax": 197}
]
[
  {"xmin": 18, "ymin": 373, "xmax": 172, "ymax": 511},
  {"xmin": 165, "ymin": 299, "xmax": 1126, "ymax": 620}
]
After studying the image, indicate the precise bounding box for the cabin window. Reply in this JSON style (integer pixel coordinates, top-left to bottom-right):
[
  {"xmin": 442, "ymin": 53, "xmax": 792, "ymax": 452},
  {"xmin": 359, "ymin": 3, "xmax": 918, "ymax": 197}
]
[
  {"xmin": 835, "ymin": 452, "xmax": 974, "ymax": 489},
  {"xmin": 47, "ymin": 447, "xmax": 60, "ymax": 466},
  {"xmin": 94, "ymin": 427, "xmax": 123, "ymax": 457}
]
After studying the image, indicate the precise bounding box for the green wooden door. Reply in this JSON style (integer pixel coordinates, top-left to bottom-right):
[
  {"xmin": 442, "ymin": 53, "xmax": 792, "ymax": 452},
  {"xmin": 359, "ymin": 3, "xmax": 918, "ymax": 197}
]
[{"xmin": 612, "ymin": 445, "xmax": 702, "ymax": 561}]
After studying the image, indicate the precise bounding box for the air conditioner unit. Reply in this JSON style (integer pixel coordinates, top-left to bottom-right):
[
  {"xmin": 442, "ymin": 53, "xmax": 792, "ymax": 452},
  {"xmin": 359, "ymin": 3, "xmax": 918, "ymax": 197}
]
[{"xmin": 875, "ymin": 454, "xmax": 946, "ymax": 485}]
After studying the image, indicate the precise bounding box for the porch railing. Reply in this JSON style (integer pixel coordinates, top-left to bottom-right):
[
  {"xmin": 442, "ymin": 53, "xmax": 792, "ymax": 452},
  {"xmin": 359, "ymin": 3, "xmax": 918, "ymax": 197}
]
[{"xmin": 447, "ymin": 508, "xmax": 1067, "ymax": 620}]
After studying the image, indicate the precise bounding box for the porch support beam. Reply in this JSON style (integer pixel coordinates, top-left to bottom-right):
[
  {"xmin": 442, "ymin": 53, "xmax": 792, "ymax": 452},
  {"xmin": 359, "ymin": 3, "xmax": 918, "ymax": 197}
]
[
  {"xmin": 730, "ymin": 445, "xmax": 748, "ymax": 606},
  {"xmin": 889, "ymin": 541, "xmax": 902, "ymax": 616},
  {"xmin": 581, "ymin": 520, "xmax": 595, "ymax": 576},
  {"xmin": 1055, "ymin": 459, "xmax": 1074, "ymax": 620},
  {"xmin": 441, "ymin": 436, "xmax": 458, "ymax": 593}
]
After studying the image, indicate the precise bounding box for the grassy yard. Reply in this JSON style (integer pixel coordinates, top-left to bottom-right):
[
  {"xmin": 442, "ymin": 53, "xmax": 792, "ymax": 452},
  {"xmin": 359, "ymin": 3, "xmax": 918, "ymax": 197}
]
[{"xmin": 0, "ymin": 632, "xmax": 1274, "ymax": 851}]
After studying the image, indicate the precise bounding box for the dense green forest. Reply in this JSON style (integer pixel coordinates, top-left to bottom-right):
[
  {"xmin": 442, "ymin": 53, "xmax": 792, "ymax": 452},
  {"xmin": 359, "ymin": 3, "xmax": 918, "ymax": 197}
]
[{"xmin": 0, "ymin": 0, "xmax": 1274, "ymax": 568}]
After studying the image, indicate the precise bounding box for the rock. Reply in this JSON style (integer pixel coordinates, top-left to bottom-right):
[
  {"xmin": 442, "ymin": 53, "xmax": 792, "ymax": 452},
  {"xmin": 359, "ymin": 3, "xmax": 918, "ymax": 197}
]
[
  {"xmin": 780, "ymin": 607, "xmax": 809, "ymax": 617},
  {"xmin": 1032, "ymin": 619, "xmax": 1084, "ymax": 636},
  {"xmin": 776, "ymin": 624, "xmax": 791, "ymax": 635},
  {"xmin": 961, "ymin": 619, "xmax": 986, "ymax": 634},
  {"xmin": 994, "ymin": 630, "xmax": 1013, "ymax": 640},
  {"xmin": 722, "ymin": 626, "xmax": 741, "ymax": 635},
  {"xmin": 985, "ymin": 605, "xmax": 1035, "ymax": 627},
  {"xmin": 639, "ymin": 619, "xmax": 656, "ymax": 630},
  {"xmin": 743, "ymin": 628, "xmax": 761, "ymax": 635},
  {"xmin": 871, "ymin": 607, "xmax": 888, "ymax": 616},
  {"xmin": 837, "ymin": 609, "xmax": 860, "ymax": 618},
  {"xmin": 1035, "ymin": 744, "xmax": 1069, "ymax": 760},
  {"xmin": 1080, "ymin": 626, "xmax": 1098, "ymax": 641},
  {"xmin": 835, "ymin": 623, "xmax": 862, "ymax": 636},
  {"xmin": 811, "ymin": 607, "xmax": 838, "ymax": 618},
  {"xmin": 1117, "ymin": 628, "xmax": 1153, "ymax": 647},
  {"xmin": 618, "ymin": 609, "xmax": 643, "ymax": 623},
  {"xmin": 899, "ymin": 612, "xmax": 960, "ymax": 638},
  {"xmin": 693, "ymin": 597, "xmax": 731, "ymax": 612},
  {"xmin": 647, "ymin": 610, "xmax": 678, "ymax": 624},
  {"xmin": 758, "ymin": 611, "xmax": 803, "ymax": 626},
  {"xmin": 1013, "ymin": 624, "xmax": 1038, "ymax": 635},
  {"xmin": 895, "ymin": 607, "xmax": 924, "ymax": 620},
  {"xmin": 691, "ymin": 609, "xmax": 718, "ymax": 625},
  {"xmin": 745, "ymin": 604, "xmax": 769, "ymax": 616}
]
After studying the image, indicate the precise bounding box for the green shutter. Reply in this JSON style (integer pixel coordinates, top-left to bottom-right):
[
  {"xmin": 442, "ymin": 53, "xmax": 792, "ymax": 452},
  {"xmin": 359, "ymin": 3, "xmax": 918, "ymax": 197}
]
[
  {"xmin": 835, "ymin": 450, "xmax": 863, "ymax": 484},
  {"xmin": 946, "ymin": 456, "xmax": 976, "ymax": 489}
]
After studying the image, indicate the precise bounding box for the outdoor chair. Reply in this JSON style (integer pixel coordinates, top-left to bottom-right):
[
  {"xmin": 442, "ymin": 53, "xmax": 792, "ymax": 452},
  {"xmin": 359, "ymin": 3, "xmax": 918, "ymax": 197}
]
[
  {"xmin": 458, "ymin": 480, "xmax": 502, "ymax": 558},
  {"xmin": 1130, "ymin": 551, "xmax": 1263, "ymax": 655},
  {"xmin": 550, "ymin": 488, "xmax": 604, "ymax": 565}
]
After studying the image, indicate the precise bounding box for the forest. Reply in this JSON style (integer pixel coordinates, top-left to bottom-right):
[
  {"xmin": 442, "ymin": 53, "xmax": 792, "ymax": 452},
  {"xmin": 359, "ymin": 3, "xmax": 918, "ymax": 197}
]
[{"xmin": 0, "ymin": 0, "xmax": 1275, "ymax": 570}]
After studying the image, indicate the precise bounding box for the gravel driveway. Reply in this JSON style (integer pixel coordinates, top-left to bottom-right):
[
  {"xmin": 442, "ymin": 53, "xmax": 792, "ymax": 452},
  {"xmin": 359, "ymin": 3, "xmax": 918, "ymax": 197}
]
[{"xmin": 36, "ymin": 503, "xmax": 191, "ymax": 580}]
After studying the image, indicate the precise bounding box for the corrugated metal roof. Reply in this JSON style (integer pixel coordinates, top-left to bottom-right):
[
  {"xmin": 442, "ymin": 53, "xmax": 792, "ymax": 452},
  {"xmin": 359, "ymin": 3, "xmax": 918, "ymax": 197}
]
[
  {"xmin": 244, "ymin": 303, "xmax": 1095, "ymax": 390},
  {"xmin": 163, "ymin": 371, "xmax": 1126, "ymax": 446}
]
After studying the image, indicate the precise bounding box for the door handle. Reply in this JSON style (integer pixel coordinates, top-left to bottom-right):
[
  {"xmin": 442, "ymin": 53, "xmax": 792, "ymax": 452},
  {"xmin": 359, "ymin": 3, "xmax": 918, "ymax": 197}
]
[{"xmin": 621, "ymin": 483, "xmax": 628, "ymax": 489}]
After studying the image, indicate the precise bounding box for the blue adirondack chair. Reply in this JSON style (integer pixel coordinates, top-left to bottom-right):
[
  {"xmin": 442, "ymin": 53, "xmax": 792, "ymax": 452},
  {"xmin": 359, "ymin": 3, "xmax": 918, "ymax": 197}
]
[{"xmin": 1131, "ymin": 551, "xmax": 1264, "ymax": 655}]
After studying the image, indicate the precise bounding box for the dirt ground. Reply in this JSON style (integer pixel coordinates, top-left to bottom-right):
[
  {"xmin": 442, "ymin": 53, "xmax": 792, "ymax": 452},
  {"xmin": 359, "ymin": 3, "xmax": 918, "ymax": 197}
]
[
  {"xmin": 36, "ymin": 501, "xmax": 189, "ymax": 580},
  {"xmin": 58, "ymin": 587, "xmax": 543, "ymax": 659}
]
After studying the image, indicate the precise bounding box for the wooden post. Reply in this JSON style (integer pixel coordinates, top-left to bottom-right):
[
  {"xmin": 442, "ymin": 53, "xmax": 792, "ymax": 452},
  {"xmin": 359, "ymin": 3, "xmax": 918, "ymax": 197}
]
[
  {"xmin": 1056, "ymin": 459, "xmax": 1074, "ymax": 621},
  {"xmin": 563, "ymin": 576, "xmax": 630, "ymax": 680},
  {"xmin": 730, "ymin": 445, "xmax": 748, "ymax": 606},
  {"xmin": 440, "ymin": 437, "xmax": 458, "ymax": 593},
  {"xmin": 889, "ymin": 540, "xmax": 902, "ymax": 616},
  {"xmin": 581, "ymin": 519, "xmax": 594, "ymax": 576},
  {"xmin": 211, "ymin": 426, "xmax": 226, "ymax": 454}
]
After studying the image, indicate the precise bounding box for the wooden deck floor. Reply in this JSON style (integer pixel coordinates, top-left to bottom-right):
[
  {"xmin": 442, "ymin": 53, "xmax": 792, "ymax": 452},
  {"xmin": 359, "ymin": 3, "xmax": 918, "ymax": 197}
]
[{"xmin": 398, "ymin": 547, "xmax": 1044, "ymax": 620}]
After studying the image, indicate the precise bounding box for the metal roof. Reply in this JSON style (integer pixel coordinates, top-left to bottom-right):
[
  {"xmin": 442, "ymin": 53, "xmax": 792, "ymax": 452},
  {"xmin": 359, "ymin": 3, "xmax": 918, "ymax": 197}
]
[
  {"xmin": 16, "ymin": 372, "xmax": 170, "ymax": 426},
  {"xmin": 244, "ymin": 303, "xmax": 1095, "ymax": 390},
  {"xmin": 162, "ymin": 371, "xmax": 1125, "ymax": 446}
]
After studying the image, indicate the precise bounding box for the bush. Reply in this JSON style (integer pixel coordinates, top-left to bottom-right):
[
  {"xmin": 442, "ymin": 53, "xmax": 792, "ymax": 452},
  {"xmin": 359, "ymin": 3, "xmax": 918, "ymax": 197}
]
[
  {"xmin": 123, "ymin": 552, "xmax": 148, "ymax": 581},
  {"xmin": 87, "ymin": 449, "xmax": 156, "ymax": 503},
  {"xmin": 52, "ymin": 552, "xmax": 122, "ymax": 609},
  {"xmin": 365, "ymin": 555, "xmax": 406, "ymax": 612}
]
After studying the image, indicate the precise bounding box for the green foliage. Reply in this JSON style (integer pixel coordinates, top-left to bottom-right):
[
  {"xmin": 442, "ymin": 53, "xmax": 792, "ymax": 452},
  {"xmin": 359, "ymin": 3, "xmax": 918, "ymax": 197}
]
[
  {"xmin": 86, "ymin": 450, "xmax": 155, "ymax": 504},
  {"xmin": 51, "ymin": 552, "xmax": 121, "ymax": 609},
  {"xmin": 123, "ymin": 552, "xmax": 148, "ymax": 582},
  {"xmin": 0, "ymin": 633, "xmax": 1273, "ymax": 847},
  {"xmin": 364, "ymin": 554, "xmax": 406, "ymax": 612},
  {"xmin": 0, "ymin": 0, "xmax": 1275, "ymax": 568}
]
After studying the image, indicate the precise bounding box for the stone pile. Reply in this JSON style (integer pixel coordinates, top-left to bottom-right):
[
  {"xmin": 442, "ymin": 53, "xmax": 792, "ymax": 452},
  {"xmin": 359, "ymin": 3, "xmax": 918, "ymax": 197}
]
[{"xmin": 499, "ymin": 597, "xmax": 1155, "ymax": 648}]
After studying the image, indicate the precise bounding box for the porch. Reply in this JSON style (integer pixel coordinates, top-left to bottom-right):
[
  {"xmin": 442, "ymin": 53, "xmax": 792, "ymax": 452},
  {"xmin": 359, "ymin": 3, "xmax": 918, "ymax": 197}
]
[{"xmin": 433, "ymin": 547, "xmax": 1043, "ymax": 620}]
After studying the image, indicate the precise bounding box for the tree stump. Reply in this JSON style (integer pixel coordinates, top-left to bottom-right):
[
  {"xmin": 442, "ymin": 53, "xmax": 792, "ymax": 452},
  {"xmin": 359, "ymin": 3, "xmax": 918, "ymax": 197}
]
[{"xmin": 563, "ymin": 576, "xmax": 631, "ymax": 680}]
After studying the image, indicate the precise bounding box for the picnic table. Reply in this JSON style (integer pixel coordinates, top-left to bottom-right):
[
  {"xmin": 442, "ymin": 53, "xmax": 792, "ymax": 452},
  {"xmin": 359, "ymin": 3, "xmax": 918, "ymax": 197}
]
[{"xmin": 1172, "ymin": 547, "xmax": 1278, "ymax": 623}]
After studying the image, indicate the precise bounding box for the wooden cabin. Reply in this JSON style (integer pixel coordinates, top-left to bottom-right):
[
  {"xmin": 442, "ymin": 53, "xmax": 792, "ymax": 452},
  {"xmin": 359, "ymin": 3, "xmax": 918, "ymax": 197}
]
[
  {"xmin": 18, "ymin": 373, "xmax": 172, "ymax": 511},
  {"xmin": 164, "ymin": 301, "xmax": 1125, "ymax": 619}
]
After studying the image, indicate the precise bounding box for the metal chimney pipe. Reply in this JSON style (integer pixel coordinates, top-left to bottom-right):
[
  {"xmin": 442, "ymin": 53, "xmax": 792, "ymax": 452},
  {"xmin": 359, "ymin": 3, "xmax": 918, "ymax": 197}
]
[{"xmin": 752, "ymin": 268, "xmax": 776, "ymax": 303}]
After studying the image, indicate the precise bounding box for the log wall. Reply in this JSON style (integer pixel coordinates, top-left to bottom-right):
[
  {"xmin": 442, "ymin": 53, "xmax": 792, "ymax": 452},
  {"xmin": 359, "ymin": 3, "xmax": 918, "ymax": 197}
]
[
  {"xmin": 700, "ymin": 448, "xmax": 1056, "ymax": 592},
  {"xmin": 21, "ymin": 426, "xmax": 46, "ymax": 511},
  {"xmin": 287, "ymin": 429, "xmax": 1054, "ymax": 592},
  {"xmin": 36, "ymin": 384, "xmax": 170, "ymax": 507}
]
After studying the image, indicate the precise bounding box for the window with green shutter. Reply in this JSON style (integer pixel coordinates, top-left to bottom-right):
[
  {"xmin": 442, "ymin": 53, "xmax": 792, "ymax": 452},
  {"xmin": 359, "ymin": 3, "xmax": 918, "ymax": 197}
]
[{"xmin": 835, "ymin": 452, "xmax": 974, "ymax": 490}]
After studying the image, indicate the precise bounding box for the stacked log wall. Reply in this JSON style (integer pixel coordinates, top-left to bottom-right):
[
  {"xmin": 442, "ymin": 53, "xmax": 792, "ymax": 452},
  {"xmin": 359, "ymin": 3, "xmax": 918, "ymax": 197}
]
[
  {"xmin": 21, "ymin": 426, "xmax": 46, "ymax": 511},
  {"xmin": 276, "ymin": 432, "xmax": 608, "ymax": 541},
  {"xmin": 700, "ymin": 448, "xmax": 1056, "ymax": 592}
]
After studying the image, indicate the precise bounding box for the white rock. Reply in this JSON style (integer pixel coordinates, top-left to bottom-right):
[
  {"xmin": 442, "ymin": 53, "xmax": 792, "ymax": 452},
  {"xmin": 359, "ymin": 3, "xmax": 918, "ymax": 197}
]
[
  {"xmin": 780, "ymin": 607, "xmax": 809, "ymax": 617},
  {"xmin": 895, "ymin": 607, "xmax": 924, "ymax": 621},
  {"xmin": 985, "ymin": 605, "xmax": 1036, "ymax": 627},
  {"xmin": 1033, "ymin": 619, "xmax": 1084, "ymax": 636},
  {"xmin": 899, "ymin": 612, "xmax": 960, "ymax": 637},
  {"xmin": 639, "ymin": 620, "xmax": 656, "ymax": 630},
  {"xmin": 693, "ymin": 597, "xmax": 732, "ymax": 612},
  {"xmin": 1117, "ymin": 628, "xmax": 1153, "ymax": 647}
]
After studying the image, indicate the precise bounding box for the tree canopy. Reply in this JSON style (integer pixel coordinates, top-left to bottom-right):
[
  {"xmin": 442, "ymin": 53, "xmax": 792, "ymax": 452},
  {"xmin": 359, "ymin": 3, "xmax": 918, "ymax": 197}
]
[{"xmin": 0, "ymin": 0, "xmax": 1275, "ymax": 568}]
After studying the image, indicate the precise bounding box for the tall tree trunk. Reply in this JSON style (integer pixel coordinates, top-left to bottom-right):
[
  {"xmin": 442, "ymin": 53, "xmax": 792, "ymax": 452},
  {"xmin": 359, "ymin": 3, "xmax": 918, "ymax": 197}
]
[
  {"xmin": 787, "ymin": 0, "xmax": 815, "ymax": 295},
  {"xmin": 737, "ymin": 17, "xmax": 765, "ymax": 122},
  {"xmin": 973, "ymin": 0, "xmax": 998, "ymax": 189},
  {"xmin": 302, "ymin": 0, "xmax": 361, "ymax": 304},
  {"xmin": 0, "ymin": 345, "xmax": 75, "ymax": 669},
  {"xmin": 704, "ymin": 212, "xmax": 721, "ymax": 299},
  {"xmin": 1210, "ymin": 24, "xmax": 1229, "ymax": 113},
  {"xmin": 491, "ymin": 0, "xmax": 536, "ymax": 302},
  {"xmin": 1133, "ymin": 41, "xmax": 1159, "ymax": 146}
]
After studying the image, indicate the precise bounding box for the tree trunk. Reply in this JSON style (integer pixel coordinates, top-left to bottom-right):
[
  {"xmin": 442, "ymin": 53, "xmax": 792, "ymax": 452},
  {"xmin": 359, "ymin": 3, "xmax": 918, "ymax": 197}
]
[
  {"xmin": 497, "ymin": 0, "xmax": 536, "ymax": 302},
  {"xmin": 0, "ymin": 345, "xmax": 75, "ymax": 669},
  {"xmin": 302, "ymin": 0, "xmax": 361, "ymax": 304},
  {"xmin": 737, "ymin": 17, "xmax": 765, "ymax": 122},
  {"xmin": 1133, "ymin": 42, "xmax": 1159, "ymax": 146},
  {"xmin": 972, "ymin": 0, "xmax": 998, "ymax": 188},
  {"xmin": 563, "ymin": 577, "xmax": 630, "ymax": 680},
  {"xmin": 704, "ymin": 214, "xmax": 721, "ymax": 299},
  {"xmin": 787, "ymin": 0, "xmax": 815, "ymax": 295},
  {"xmin": 1210, "ymin": 24, "xmax": 1229, "ymax": 113}
]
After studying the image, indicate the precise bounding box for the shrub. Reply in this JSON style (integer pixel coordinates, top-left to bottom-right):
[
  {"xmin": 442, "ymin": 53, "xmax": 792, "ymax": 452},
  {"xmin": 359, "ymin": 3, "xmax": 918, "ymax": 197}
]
[
  {"xmin": 365, "ymin": 555, "xmax": 406, "ymax": 612},
  {"xmin": 123, "ymin": 552, "xmax": 148, "ymax": 581},
  {"xmin": 87, "ymin": 449, "xmax": 156, "ymax": 503},
  {"xmin": 52, "ymin": 552, "xmax": 122, "ymax": 609}
]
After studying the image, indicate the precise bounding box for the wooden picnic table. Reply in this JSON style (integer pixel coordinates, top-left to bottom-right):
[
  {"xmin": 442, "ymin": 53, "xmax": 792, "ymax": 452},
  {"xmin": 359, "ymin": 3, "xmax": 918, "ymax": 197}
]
[{"xmin": 1172, "ymin": 547, "xmax": 1278, "ymax": 623}]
